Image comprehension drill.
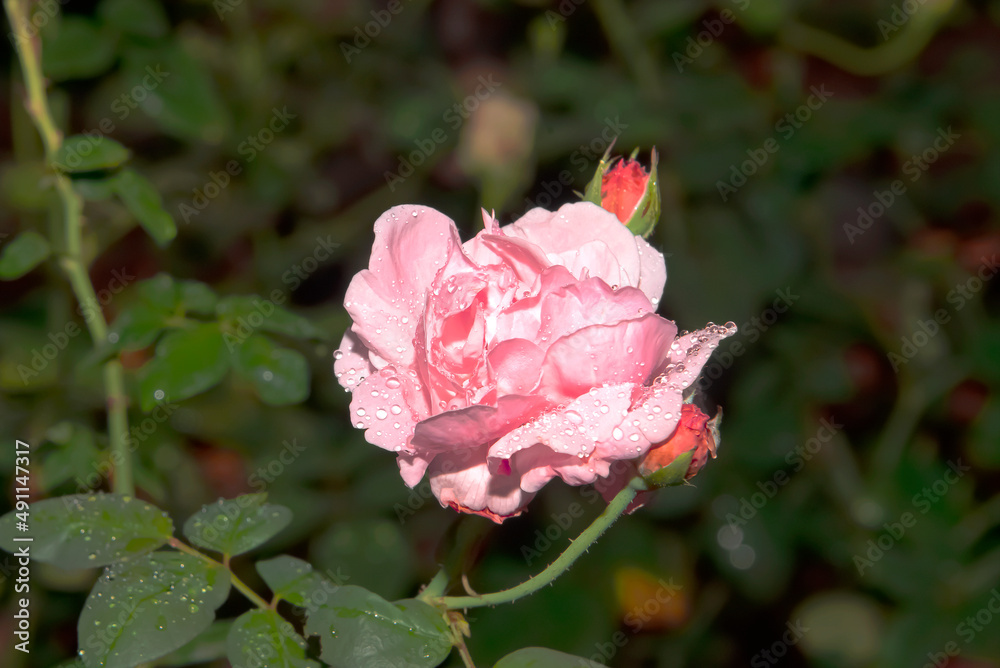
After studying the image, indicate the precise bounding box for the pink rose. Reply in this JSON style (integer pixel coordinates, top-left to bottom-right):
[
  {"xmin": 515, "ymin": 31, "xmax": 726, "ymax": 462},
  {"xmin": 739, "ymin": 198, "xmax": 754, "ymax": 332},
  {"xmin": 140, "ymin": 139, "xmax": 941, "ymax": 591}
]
[{"xmin": 335, "ymin": 202, "xmax": 735, "ymax": 522}]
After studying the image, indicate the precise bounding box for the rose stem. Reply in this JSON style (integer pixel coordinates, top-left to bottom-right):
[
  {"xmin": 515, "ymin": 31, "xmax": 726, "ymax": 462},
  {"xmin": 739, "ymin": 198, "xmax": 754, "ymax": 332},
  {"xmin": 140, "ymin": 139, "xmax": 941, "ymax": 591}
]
[{"xmin": 437, "ymin": 475, "xmax": 648, "ymax": 610}]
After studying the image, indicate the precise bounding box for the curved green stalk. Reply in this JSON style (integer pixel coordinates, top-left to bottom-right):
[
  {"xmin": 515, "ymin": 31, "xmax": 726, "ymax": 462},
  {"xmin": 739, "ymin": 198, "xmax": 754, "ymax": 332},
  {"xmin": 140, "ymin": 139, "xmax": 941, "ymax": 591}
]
[
  {"xmin": 438, "ymin": 476, "xmax": 646, "ymax": 610},
  {"xmin": 4, "ymin": 0, "xmax": 133, "ymax": 495},
  {"xmin": 779, "ymin": 0, "xmax": 958, "ymax": 76}
]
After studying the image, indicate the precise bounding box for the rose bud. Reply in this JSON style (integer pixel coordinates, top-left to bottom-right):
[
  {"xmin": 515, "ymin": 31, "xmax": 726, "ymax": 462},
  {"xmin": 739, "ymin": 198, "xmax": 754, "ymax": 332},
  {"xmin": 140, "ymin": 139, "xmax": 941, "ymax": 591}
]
[
  {"xmin": 583, "ymin": 146, "xmax": 660, "ymax": 238},
  {"xmin": 639, "ymin": 403, "xmax": 720, "ymax": 488}
]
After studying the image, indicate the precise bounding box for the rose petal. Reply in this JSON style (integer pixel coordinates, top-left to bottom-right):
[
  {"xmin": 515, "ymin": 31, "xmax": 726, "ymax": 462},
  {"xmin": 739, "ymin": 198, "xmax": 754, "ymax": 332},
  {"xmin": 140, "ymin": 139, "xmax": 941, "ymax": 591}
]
[
  {"xmin": 411, "ymin": 394, "xmax": 550, "ymax": 453},
  {"xmin": 344, "ymin": 205, "xmax": 474, "ymax": 368},
  {"xmin": 502, "ymin": 202, "xmax": 666, "ymax": 305},
  {"xmin": 494, "ymin": 265, "xmax": 578, "ymax": 343},
  {"xmin": 428, "ymin": 447, "xmax": 535, "ymax": 522},
  {"xmin": 488, "ymin": 338, "xmax": 545, "ymax": 396},
  {"xmin": 537, "ymin": 314, "xmax": 678, "ymax": 403},
  {"xmin": 350, "ymin": 365, "xmax": 428, "ymax": 454},
  {"xmin": 334, "ymin": 330, "xmax": 376, "ymax": 391},
  {"xmin": 666, "ymin": 322, "xmax": 740, "ymax": 385}
]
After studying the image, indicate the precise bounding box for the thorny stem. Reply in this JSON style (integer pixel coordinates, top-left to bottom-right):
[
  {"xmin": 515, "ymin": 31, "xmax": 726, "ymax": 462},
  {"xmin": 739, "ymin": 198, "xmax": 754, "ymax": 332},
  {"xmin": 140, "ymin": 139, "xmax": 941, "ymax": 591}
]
[
  {"xmin": 4, "ymin": 0, "xmax": 133, "ymax": 495},
  {"xmin": 437, "ymin": 476, "xmax": 646, "ymax": 610},
  {"xmin": 169, "ymin": 538, "xmax": 270, "ymax": 610}
]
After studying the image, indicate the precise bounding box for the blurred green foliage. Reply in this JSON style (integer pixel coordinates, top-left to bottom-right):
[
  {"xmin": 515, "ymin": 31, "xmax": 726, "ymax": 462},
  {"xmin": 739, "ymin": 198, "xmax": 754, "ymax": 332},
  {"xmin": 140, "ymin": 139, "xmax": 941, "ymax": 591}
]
[{"xmin": 1, "ymin": 0, "xmax": 999, "ymax": 666}]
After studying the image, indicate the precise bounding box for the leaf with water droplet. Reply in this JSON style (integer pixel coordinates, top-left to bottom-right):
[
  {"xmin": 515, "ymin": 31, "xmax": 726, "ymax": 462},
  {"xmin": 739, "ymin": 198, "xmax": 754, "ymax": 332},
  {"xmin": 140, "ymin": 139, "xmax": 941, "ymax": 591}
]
[
  {"xmin": 0, "ymin": 493, "xmax": 173, "ymax": 569},
  {"xmin": 305, "ymin": 586, "xmax": 452, "ymax": 668},
  {"xmin": 153, "ymin": 619, "xmax": 232, "ymax": 666},
  {"xmin": 231, "ymin": 335, "xmax": 310, "ymax": 406},
  {"xmin": 227, "ymin": 608, "xmax": 319, "ymax": 668},
  {"xmin": 182, "ymin": 493, "xmax": 292, "ymax": 557},
  {"xmin": 78, "ymin": 551, "xmax": 231, "ymax": 668},
  {"xmin": 256, "ymin": 555, "xmax": 340, "ymax": 608},
  {"xmin": 138, "ymin": 323, "xmax": 231, "ymax": 411}
]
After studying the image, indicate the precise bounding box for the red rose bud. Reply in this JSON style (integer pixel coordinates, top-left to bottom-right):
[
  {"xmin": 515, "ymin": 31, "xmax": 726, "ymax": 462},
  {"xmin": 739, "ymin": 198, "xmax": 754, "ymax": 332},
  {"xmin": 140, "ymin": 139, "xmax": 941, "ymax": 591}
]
[
  {"xmin": 583, "ymin": 146, "xmax": 660, "ymax": 238},
  {"xmin": 639, "ymin": 403, "xmax": 720, "ymax": 488}
]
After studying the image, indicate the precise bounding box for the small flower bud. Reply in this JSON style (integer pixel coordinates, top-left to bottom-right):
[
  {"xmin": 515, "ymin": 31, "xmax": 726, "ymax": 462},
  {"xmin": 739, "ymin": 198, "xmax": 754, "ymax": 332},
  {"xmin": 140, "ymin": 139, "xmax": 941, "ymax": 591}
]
[
  {"xmin": 583, "ymin": 146, "xmax": 660, "ymax": 237},
  {"xmin": 639, "ymin": 403, "xmax": 720, "ymax": 488}
]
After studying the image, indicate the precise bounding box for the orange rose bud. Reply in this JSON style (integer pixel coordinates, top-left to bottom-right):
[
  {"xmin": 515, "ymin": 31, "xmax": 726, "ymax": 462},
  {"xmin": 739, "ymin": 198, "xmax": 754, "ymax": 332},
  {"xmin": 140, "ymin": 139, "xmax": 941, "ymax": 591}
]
[
  {"xmin": 639, "ymin": 403, "xmax": 719, "ymax": 488},
  {"xmin": 583, "ymin": 146, "xmax": 660, "ymax": 237}
]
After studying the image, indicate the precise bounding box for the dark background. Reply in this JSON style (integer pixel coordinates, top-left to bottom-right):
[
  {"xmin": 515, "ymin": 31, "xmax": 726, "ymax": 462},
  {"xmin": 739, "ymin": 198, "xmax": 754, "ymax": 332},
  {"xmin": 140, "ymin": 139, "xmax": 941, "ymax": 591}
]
[{"xmin": 1, "ymin": 0, "xmax": 999, "ymax": 666}]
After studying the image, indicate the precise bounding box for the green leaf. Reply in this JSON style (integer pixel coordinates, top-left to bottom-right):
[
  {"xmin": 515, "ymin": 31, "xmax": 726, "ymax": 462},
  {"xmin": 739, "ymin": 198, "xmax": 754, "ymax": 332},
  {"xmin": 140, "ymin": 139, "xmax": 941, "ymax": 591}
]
[
  {"xmin": 121, "ymin": 42, "xmax": 229, "ymax": 143},
  {"xmin": 53, "ymin": 135, "xmax": 130, "ymax": 173},
  {"xmin": 73, "ymin": 175, "xmax": 118, "ymax": 201},
  {"xmin": 311, "ymin": 518, "xmax": 414, "ymax": 600},
  {"xmin": 305, "ymin": 586, "xmax": 453, "ymax": 668},
  {"xmin": 0, "ymin": 230, "xmax": 50, "ymax": 279},
  {"xmin": 178, "ymin": 280, "xmax": 218, "ymax": 316},
  {"xmin": 40, "ymin": 424, "xmax": 101, "ymax": 491},
  {"xmin": 182, "ymin": 494, "xmax": 292, "ymax": 557},
  {"xmin": 110, "ymin": 169, "xmax": 177, "ymax": 246},
  {"xmin": 138, "ymin": 324, "xmax": 230, "ymax": 411},
  {"xmin": 232, "ymin": 335, "xmax": 310, "ymax": 406},
  {"xmin": 217, "ymin": 295, "xmax": 327, "ymax": 341},
  {"xmin": 42, "ymin": 16, "xmax": 117, "ymax": 80},
  {"xmin": 156, "ymin": 620, "xmax": 232, "ymax": 667},
  {"xmin": 493, "ymin": 648, "xmax": 606, "ymax": 668},
  {"xmin": 98, "ymin": 0, "xmax": 169, "ymax": 38},
  {"xmin": 0, "ymin": 493, "xmax": 173, "ymax": 569},
  {"xmin": 109, "ymin": 302, "xmax": 171, "ymax": 350},
  {"xmin": 256, "ymin": 555, "xmax": 342, "ymax": 608},
  {"xmin": 137, "ymin": 272, "xmax": 179, "ymax": 306},
  {"xmin": 227, "ymin": 609, "xmax": 319, "ymax": 668},
  {"xmin": 77, "ymin": 551, "xmax": 231, "ymax": 668}
]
